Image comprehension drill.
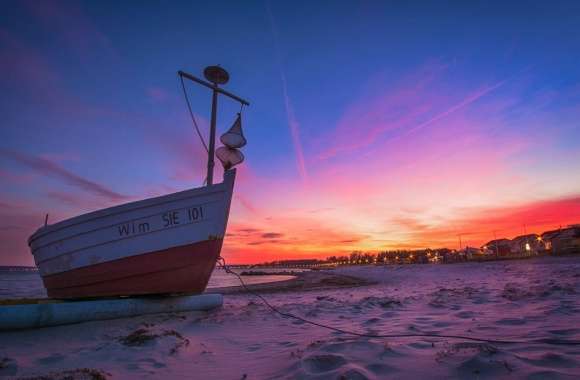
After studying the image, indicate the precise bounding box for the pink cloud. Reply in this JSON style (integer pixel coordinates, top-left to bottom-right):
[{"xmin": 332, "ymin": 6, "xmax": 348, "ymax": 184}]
[
  {"xmin": 317, "ymin": 61, "xmax": 449, "ymax": 160},
  {"xmin": 400, "ymin": 78, "xmax": 509, "ymax": 139}
]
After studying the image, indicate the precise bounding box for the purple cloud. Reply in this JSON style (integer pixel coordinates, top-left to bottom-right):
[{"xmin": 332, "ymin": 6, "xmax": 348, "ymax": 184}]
[
  {"xmin": 1, "ymin": 150, "xmax": 128, "ymax": 202},
  {"xmin": 261, "ymin": 232, "xmax": 284, "ymax": 239}
]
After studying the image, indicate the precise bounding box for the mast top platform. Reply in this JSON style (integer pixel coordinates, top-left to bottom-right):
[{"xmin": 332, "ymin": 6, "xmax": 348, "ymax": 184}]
[{"xmin": 204, "ymin": 66, "xmax": 229, "ymax": 85}]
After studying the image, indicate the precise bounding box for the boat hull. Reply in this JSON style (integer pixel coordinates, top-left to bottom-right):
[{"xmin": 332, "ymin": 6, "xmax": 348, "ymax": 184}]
[
  {"xmin": 43, "ymin": 239, "xmax": 222, "ymax": 299},
  {"xmin": 29, "ymin": 170, "xmax": 236, "ymax": 299}
]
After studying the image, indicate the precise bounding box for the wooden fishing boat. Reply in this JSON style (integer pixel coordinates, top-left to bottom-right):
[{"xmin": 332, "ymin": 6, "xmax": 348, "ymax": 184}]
[
  {"xmin": 28, "ymin": 66, "xmax": 249, "ymax": 299},
  {"xmin": 28, "ymin": 171, "xmax": 235, "ymax": 298}
]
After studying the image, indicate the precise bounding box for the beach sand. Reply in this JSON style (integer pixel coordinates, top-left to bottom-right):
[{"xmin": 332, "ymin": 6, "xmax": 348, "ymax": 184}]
[{"xmin": 1, "ymin": 256, "xmax": 580, "ymax": 379}]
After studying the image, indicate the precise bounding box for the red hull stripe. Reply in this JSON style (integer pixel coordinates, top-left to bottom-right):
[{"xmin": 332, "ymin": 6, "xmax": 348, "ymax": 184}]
[{"xmin": 42, "ymin": 239, "xmax": 223, "ymax": 299}]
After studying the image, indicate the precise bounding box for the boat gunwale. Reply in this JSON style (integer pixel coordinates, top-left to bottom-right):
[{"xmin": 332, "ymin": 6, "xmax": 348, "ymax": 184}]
[
  {"xmin": 33, "ymin": 200, "xmax": 219, "ymax": 268},
  {"xmin": 28, "ymin": 177, "xmax": 232, "ymax": 246}
]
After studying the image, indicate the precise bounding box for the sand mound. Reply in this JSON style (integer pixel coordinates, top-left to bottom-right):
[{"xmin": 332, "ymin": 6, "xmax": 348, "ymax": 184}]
[
  {"xmin": 280, "ymin": 338, "xmax": 401, "ymax": 379},
  {"xmin": 358, "ymin": 296, "xmax": 402, "ymax": 309},
  {"xmin": 429, "ymin": 286, "xmax": 488, "ymax": 308},
  {"xmin": 502, "ymin": 281, "xmax": 577, "ymax": 301}
]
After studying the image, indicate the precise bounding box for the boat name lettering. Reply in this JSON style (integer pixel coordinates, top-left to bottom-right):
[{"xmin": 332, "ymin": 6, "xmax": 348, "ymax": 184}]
[
  {"xmin": 187, "ymin": 206, "xmax": 204, "ymax": 221},
  {"xmin": 117, "ymin": 205, "xmax": 205, "ymax": 237},
  {"xmin": 118, "ymin": 222, "xmax": 151, "ymax": 237},
  {"xmin": 162, "ymin": 211, "xmax": 180, "ymax": 227}
]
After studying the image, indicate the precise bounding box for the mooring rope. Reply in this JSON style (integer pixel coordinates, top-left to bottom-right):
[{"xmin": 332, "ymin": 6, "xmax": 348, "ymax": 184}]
[{"xmin": 216, "ymin": 256, "xmax": 580, "ymax": 346}]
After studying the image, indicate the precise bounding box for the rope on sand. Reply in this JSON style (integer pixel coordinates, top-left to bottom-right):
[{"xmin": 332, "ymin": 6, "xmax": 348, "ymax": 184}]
[{"xmin": 217, "ymin": 257, "xmax": 580, "ymax": 346}]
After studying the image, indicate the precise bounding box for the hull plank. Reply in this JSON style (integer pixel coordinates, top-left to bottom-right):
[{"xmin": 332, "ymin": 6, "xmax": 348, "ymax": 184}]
[{"xmin": 43, "ymin": 239, "xmax": 222, "ymax": 299}]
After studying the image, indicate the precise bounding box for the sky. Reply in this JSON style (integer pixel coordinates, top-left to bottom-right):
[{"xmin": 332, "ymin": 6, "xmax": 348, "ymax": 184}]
[{"xmin": 1, "ymin": 0, "xmax": 580, "ymax": 265}]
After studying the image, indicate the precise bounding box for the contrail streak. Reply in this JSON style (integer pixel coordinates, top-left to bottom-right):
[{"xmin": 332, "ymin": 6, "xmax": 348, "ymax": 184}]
[
  {"xmin": 265, "ymin": 1, "xmax": 308, "ymax": 182},
  {"xmin": 403, "ymin": 78, "xmax": 508, "ymax": 137}
]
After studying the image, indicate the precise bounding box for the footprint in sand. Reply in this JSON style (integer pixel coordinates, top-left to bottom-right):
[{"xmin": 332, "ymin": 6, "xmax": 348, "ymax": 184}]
[
  {"xmin": 247, "ymin": 343, "xmax": 262, "ymax": 352},
  {"xmin": 302, "ymin": 353, "xmax": 347, "ymax": 373},
  {"xmin": 363, "ymin": 317, "xmax": 381, "ymax": 325},
  {"xmin": 517, "ymin": 352, "xmax": 579, "ymax": 369},
  {"xmin": 337, "ymin": 366, "xmax": 374, "ymax": 379},
  {"xmin": 495, "ymin": 317, "xmax": 527, "ymax": 325},
  {"xmin": 138, "ymin": 357, "xmax": 167, "ymax": 369},
  {"xmin": 548, "ymin": 328, "xmax": 580, "ymax": 336},
  {"xmin": 455, "ymin": 311, "xmax": 475, "ymax": 319},
  {"xmin": 278, "ymin": 341, "xmax": 299, "ymax": 347}
]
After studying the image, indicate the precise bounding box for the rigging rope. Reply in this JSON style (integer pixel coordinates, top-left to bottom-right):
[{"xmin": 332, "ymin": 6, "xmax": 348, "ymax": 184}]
[
  {"xmin": 179, "ymin": 74, "xmax": 208, "ymax": 153},
  {"xmin": 216, "ymin": 256, "xmax": 580, "ymax": 346}
]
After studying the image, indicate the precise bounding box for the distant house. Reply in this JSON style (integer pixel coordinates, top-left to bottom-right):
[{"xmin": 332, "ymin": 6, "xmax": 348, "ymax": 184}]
[
  {"xmin": 481, "ymin": 239, "xmax": 511, "ymax": 256},
  {"xmin": 468, "ymin": 246, "xmax": 483, "ymax": 255},
  {"xmin": 441, "ymin": 249, "xmax": 465, "ymax": 263},
  {"xmin": 509, "ymin": 234, "xmax": 544, "ymax": 255},
  {"xmin": 542, "ymin": 225, "xmax": 580, "ymax": 255}
]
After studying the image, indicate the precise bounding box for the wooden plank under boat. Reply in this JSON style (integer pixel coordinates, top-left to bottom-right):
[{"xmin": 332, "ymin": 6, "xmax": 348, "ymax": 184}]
[
  {"xmin": 28, "ymin": 170, "xmax": 236, "ymax": 299},
  {"xmin": 0, "ymin": 294, "xmax": 223, "ymax": 330}
]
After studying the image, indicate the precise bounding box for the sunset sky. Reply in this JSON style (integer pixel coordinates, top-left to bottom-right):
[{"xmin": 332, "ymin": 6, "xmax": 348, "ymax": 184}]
[{"xmin": 1, "ymin": 0, "xmax": 580, "ymax": 265}]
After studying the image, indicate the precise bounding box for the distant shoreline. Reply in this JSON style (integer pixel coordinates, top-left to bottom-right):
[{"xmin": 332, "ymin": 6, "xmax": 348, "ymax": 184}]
[{"xmin": 0, "ymin": 266, "xmax": 38, "ymax": 272}]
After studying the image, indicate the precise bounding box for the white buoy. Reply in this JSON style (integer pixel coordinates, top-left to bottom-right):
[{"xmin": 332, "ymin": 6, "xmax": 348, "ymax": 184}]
[{"xmin": 0, "ymin": 293, "xmax": 222, "ymax": 330}]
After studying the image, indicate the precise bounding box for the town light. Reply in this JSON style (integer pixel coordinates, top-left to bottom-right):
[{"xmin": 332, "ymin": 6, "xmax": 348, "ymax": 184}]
[{"xmin": 525, "ymin": 243, "xmax": 531, "ymax": 251}]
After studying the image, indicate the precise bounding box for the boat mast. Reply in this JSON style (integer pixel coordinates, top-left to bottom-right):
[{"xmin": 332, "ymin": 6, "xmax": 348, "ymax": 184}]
[{"xmin": 178, "ymin": 67, "xmax": 250, "ymax": 186}]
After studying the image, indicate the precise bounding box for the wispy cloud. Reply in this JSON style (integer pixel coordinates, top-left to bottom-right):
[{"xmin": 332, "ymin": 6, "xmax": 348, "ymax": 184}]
[
  {"xmin": 401, "ymin": 78, "xmax": 509, "ymax": 138},
  {"xmin": 280, "ymin": 72, "xmax": 308, "ymax": 181},
  {"xmin": 1, "ymin": 150, "xmax": 128, "ymax": 202},
  {"xmin": 317, "ymin": 64, "xmax": 509, "ymax": 161},
  {"xmin": 317, "ymin": 62, "xmax": 448, "ymax": 160},
  {"xmin": 265, "ymin": 2, "xmax": 308, "ymax": 182}
]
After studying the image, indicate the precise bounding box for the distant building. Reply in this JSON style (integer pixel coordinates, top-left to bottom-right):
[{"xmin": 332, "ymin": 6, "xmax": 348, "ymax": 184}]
[
  {"xmin": 462, "ymin": 246, "xmax": 483, "ymax": 258},
  {"xmin": 510, "ymin": 234, "xmax": 544, "ymax": 255},
  {"xmin": 542, "ymin": 225, "xmax": 580, "ymax": 255},
  {"xmin": 481, "ymin": 239, "xmax": 511, "ymax": 256}
]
